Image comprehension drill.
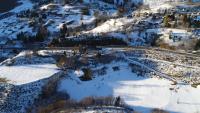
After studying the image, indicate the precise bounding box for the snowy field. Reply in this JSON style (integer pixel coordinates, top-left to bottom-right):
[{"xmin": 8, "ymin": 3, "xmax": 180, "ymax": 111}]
[
  {"xmin": 58, "ymin": 62, "xmax": 200, "ymax": 113},
  {"xmin": 0, "ymin": 64, "xmax": 59, "ymax": 85}
]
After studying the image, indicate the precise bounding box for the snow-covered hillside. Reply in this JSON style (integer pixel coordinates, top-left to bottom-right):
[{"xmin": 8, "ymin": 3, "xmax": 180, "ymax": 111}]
[
  {"xmin": 58, "ymin": 61, "xmax": 200, "ymax": 113},
  {"xmin": 1, "ymin": 47, "xmax": 200, "ymax": 113},
  {"xmin": 0, "ymin": 0, "xmax": 200, "ymax": 113},
  {"xmin": 50, "ymin": 47, "xmax": 200, "ymax": 113}
]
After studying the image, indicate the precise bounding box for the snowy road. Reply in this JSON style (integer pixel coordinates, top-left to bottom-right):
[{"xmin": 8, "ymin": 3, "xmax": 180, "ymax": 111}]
[{"xmin": 1, "ymin": 46, "xmax": 200, "ymax": 58}]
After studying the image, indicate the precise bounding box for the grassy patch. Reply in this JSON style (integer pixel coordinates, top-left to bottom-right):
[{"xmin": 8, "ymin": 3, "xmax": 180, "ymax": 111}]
[
  {"xmin": 191, "ymin": 83, "xmax": 200, "ymax": 88},
  {"xmin": 0, "ymin": 77, "xmax": 8, "ymax": 83}
]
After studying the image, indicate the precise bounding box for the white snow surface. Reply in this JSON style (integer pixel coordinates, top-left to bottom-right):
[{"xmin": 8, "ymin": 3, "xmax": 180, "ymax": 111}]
[
  {"xmin": 0, "ymin": 64, "xmax": 59, "ymax": 85},
  {"xmin": 86, "ymin": 17, "xmax": 134, "ymax": 33},
  {"xmin": 58, "ymin": 62, "xmax": 200, "ymax": 113}
]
